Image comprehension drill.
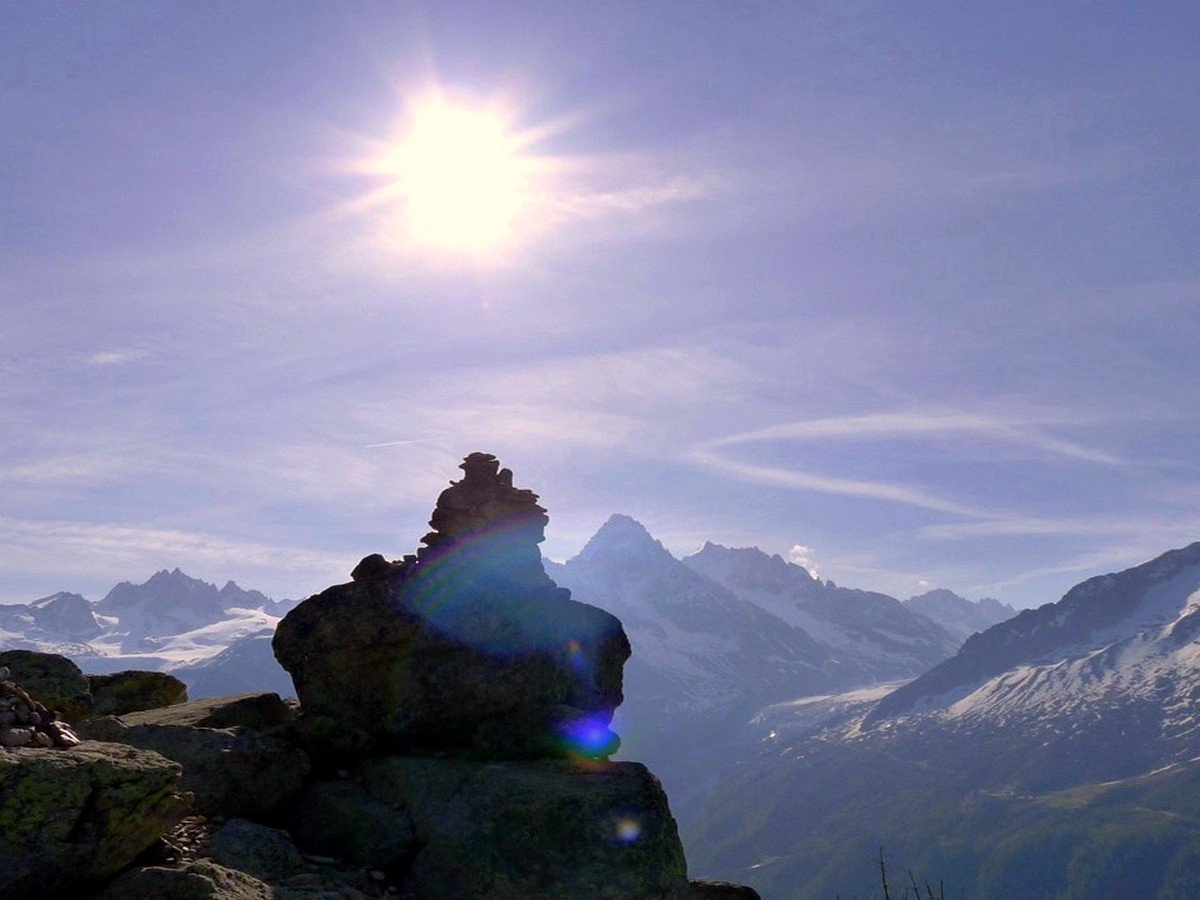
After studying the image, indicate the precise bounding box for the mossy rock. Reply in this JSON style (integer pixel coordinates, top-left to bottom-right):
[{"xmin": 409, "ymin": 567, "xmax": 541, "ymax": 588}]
[
  {"xmin": 0, "ymin": 742, "xmax": 185, "ymax": 894},
  {"xmin": 0, "ymin": 649, "xmax": 92, "ymax": 719},
  {"xmin": 89, "ymin": 670, "xmax": 188, "ymax": 717}
]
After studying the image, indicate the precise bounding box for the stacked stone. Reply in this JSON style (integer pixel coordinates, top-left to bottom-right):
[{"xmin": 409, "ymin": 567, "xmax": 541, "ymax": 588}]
[
  {"xmin": 272, "ymin": 453, "xmax": 697, "ymax": 898},
  {"xmin": 0, "ymin": 667, "xmax": 82, "ymax": 749},
  {"xmin": 275, "ymin": 452, "xmax": 631, "ymax": 762},
  {"xmin": 417, "ymin": 452, "xmax": 550, "ymax": 575}
]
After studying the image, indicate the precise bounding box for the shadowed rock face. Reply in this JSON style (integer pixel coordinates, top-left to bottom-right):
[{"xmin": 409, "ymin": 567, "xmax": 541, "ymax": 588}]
[
  {"xmin": 273, "ymin": 453, "xmax": 631, "ymax": 761},
  {"xmin": 0, "ymin": 742, "xmax": 185, "ymax": 895}
]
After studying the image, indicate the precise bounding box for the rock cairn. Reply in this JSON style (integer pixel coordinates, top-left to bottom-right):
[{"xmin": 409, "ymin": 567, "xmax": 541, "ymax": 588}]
[
  {"xmin": 0, "ymin": 666, "xmax": 81, "ymax": 749},
  {"xmin": 274, "ymin": 451, "xmax": 631, "ymax": 761},
  {"xmin": 272, "ymin": 453, "xmax": 697, "ymax": 898}
]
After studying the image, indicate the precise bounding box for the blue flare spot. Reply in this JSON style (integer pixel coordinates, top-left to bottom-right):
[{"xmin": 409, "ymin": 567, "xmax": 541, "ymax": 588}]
[{"xmin": 556, "ymin": 714, "xmax": 618, "ymax": 759}]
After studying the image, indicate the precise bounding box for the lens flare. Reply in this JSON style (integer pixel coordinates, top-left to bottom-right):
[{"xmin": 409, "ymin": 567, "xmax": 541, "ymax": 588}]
[
  {"xmin": 555, "ymin": 714, "xmax": 619, "ymax": 760},
  {"xmin": 614, "ymin": 816, "xmax": 642, "ymax": 843},
  {"xmin": 567, "ymin": 638, "xmax": 586, "ymax": 672}
]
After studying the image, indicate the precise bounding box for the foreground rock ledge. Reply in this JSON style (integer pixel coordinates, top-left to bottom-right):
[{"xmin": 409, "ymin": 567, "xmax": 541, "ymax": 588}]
[
  {"xmin": 0, "ymin": 741, "xmax": 185, "ymax": 895},
  {"xmin": 294, "ymin": 756, "xmax": 690, "ymax": 900}
]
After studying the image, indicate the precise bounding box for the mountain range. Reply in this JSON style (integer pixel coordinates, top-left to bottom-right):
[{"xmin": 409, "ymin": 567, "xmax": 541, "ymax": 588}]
[
  {"xmin": 687, "ymin": 540, "xmax": 1200, "ymax": 898},
  {"xmin": 0, "ymin": 569, "xmax": 295, "ymax": 679},
  {"xmin": 0, "ymin": 515, "xmax": 1019, "ymax": 892}
]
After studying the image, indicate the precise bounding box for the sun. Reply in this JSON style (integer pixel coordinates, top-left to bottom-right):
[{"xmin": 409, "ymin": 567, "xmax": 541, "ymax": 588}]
[{"xmin": 386, "ymin": 97, "xmax": 533, "ymax": 258}]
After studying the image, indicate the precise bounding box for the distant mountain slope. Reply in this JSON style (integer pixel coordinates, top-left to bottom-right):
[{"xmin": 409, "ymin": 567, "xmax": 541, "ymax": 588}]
[
  {"xmin": 550, "ymin": 516, "xmax": 839, "ymax": 724},
  {"xmin": 871, "ymin": 540, "xmax": 1200, "ymax": 725},
  {"xmin": 684, "ymin": 542, "xmax": 957, "ymax": 680},
  {"xmin": 685, "ymin": 539, "xmax": 1200, "ymax": 899},
  {"xmin": 174, "ymin": 630, "xmax": 294, "ymax": 700},
  {"xmin": 548, "ymin": 514, "xmax": 962, "ymax": 821},
  {"xmin": 903, "ymin": 588, "xmax": 1015, "ymax": 643},
  {"xmin": 0, "ymin": 569, "xmax": 289, "ymax": 673}
]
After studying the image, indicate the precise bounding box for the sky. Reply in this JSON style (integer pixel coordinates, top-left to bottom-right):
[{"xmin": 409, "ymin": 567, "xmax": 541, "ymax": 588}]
[{"xmin": 2, "ymin": 2, "xmax": 1198, "ymax": 609}]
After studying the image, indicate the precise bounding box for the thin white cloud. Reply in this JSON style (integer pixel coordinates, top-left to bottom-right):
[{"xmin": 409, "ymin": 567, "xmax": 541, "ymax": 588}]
[
  {"xmin": 0, "ymin": 515, "xmax": 349, "ymax": 586},
  {"xmin": 788, "ymin": 544, "xmax": 820, "ymax": 577},
  {"xmin": 0, "ymin": 453, "xmax": 138, "ymax": 486},
  {"xmin": 87, "ymin": 348, "xmax": 148, "ymax": 366},
  {"xmin": 365, "ymin": 439, "xmax": 430, "ymax": 449},
  {"xmin": 708, "ymin": 411, "xmax": 1126, "ymax": 467},
  {"xmin": 922, "ymin": 515, "xmax": 1200, "ymax": 542},
  {"xmin": 688, "ymin": 447, "xmax": 990, "ymax": 518},
  {"xmin": 689, "ymin": 408, "xmax": 1142, "ymax": 529}
]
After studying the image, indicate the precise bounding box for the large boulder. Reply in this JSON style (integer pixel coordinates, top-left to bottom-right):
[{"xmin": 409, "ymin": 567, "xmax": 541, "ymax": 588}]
[
  {"xmin": 117, "ymin": 692, "xmax": 295, "ymax": 730},
  {"xmin": 274, "ymin": 452, "xmax": 631, "ymax": 761},
  {"xmin": 0, "ymin": 741, "xmax": 186, "ymax": 895},
  {"xmin": 76, "ymin": 697, "xmax": 309, "ymax": 821},
  {"xmin": 206, "ymin": 818, "xmax": 305, "ymax": 882},
  {"xmin": 89, "ymin": 670, "xmax": 188, "ymax": 716},
  {"xmin": 288, "ymin": 756, "xmax": 689, "ymax": 899},
  {"xmin": 0, "ymin": 649, "xmax": 92, "ymax": 719}
]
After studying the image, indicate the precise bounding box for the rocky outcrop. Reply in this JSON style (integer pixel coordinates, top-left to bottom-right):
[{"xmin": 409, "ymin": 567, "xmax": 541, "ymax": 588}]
[
  {"xmin": 271, "ymin": 453, "xmax": 694, "ymax": 897},
  {"xmin": 206, "ymin": 818, "xmax": 305, "ymax": 882},
  {"xmin": 0, "ymin": 649, "xmax": 93, "ymax": 719},
  {"xmin": 292, "ymin": 757, "xmax": 690, "ymax": 898},
  {"xmin": 14, "ymin": 452, "xmax": 754, "ymax": 899},
  {"xmin": 76, "ymin": 695, "xmax": 309, "ymax": 820},
  {"xmin": 362, "ymin": 757, "xmax": 686, "ymax": 900},
  {"xmin": 90, "ymin": 669, "xmax": 189, "ymax": 716},
  {"xmin": 0, "ymin": 675, "xmax": 81, "ymax": 748},
  {"xmin": 0, "ymin": 741, "xmax": 186, "ymax": 895},
  {"xmin": 116, "ymin": 692, "xmax": 295, "ymax": 731},
  {"xmin": 274, "ymin": 451, "xmax": 631, "ymax": 761}
]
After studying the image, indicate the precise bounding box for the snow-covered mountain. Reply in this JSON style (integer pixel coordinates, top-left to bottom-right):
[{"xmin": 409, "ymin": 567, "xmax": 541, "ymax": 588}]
[
  {"xmin": 685, "ymin": 539, "xmax": 1200, "ymax": 899},
  {"xmin": 174, "ymin": 630, "xmax": 294, "ymax": 700},
  {"xmin": 0, "ymin": 570, "xmax": 294, "ymax": 695},
  {"xmin": 0, "ymin": 591, "xmax": 104, "ymax": 644},
  {"xmin": 684, "ymin": 542, "xmax": 958, "ymax": 680},
  {"xmin": 550, "ymin": 516, "xmax": 842, "ymax": 724},
  {"xmin": 547, "ymin": 514, "xmax": 963, "ymax": 817},
  {"xmin": 903, "ymin": 588, "xmax": 1015, "ymax": 643},
  {"xmin": 869, "ymin": 540, "xmax": 1200, "ymax": 743},
  {"xmin": 95, "ymin": 568, "xmax": 271, "ymax": 648}
]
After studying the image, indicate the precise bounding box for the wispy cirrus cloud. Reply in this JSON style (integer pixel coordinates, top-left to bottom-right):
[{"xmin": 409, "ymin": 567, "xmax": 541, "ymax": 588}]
[
  {"xmin": 0, "ymin": 515, "xmax": 350, "ymax": 603},
  {"xmin": 690, "ymin": 408, "xmax": 1128, "ymax": 522},
  {"xmin": 706, "ymin": 410, "xmax": 1128, "ymax": 466},
  {"xmin": 688, "ymin": 446, "xmax": 989, "ymax": 518},
  {"xmin": 688, "ymin": 408, "xmax": 1179, "ymax": 559},
  {"xmin": 87, "ymin": 348, "xmax": 148, "ymax": 366},
  {"xmin": 922, "ymin": 514, "xmax": 1200, "ymax": 542}
]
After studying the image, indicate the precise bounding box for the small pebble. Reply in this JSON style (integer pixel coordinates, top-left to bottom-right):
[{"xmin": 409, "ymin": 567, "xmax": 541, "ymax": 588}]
[{"xmin": 369, "ymin": 871, "xmax": 386, "ymax": 882}]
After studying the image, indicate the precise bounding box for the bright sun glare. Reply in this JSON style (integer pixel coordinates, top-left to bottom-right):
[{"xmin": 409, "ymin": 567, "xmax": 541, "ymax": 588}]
[{"xmin": 388, "ymin": 98, "xmax": 532, "ymax": 258}]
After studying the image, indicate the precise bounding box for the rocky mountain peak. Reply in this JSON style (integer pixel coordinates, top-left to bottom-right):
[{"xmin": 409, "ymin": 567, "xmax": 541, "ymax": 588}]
[
  {"xmin": 572, "ymin": 514, "xmax": 673, "ymax": 566},
  {"xmin": 684, "ymin": 541, "xmax": 813, "ymax": 594},
  {"xmin": 904, "ymin": 588, "xmax": 1017, "ymax": 644}
]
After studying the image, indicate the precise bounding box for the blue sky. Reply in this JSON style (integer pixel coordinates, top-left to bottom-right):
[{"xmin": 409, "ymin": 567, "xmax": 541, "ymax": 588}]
[{"xmin": 2, "ymin": 2, "xmax": 1198, "ymax": 608}]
